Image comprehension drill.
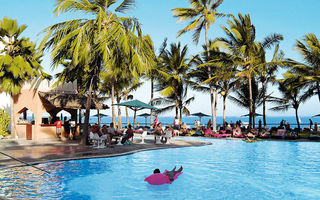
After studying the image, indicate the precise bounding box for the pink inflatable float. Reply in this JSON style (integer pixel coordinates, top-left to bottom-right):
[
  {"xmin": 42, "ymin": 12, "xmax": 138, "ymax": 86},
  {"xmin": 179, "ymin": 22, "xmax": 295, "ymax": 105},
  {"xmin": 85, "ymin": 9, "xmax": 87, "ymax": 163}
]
[{"xmin": 144, "ymin": 170, "xmax": 183, "ymax": 185}]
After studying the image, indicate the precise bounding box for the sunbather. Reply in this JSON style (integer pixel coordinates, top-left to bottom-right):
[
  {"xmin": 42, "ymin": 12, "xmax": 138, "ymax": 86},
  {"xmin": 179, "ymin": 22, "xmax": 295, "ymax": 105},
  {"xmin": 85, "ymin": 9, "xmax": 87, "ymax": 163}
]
[{"xmin": 153, "ymin": 166, "xmax": 183, "ymax": 181}]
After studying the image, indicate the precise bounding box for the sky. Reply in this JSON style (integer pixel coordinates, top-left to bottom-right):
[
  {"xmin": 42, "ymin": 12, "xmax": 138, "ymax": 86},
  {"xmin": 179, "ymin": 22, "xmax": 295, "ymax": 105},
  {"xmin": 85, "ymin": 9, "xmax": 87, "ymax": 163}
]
[{"xmin": 1, "ymin": 0, "xmax": 320, "ymax": 117}]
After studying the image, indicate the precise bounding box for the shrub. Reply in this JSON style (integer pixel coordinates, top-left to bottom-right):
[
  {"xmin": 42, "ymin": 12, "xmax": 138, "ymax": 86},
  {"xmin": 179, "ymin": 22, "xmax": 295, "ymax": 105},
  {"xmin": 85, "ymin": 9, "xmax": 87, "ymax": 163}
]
[{"xmin": 0, "ymin": 109, "xmax": 10, "ymax": 138}]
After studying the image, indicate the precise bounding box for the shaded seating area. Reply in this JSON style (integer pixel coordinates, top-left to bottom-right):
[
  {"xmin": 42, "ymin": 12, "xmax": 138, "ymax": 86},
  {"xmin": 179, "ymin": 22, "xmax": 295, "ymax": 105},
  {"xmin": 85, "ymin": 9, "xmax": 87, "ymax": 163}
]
[{"xmin": 12, "ymin": 79, "xmax": 108, "ymax": 141}]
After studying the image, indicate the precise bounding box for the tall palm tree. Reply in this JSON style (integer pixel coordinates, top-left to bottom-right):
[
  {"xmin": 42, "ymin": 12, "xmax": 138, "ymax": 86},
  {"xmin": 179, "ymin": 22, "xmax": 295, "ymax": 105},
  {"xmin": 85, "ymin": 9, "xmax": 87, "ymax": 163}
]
[
  {"xmin": 229, "ymin": 78, "xmax": 264, "ymax": 128},
  {"xmin": 0, "ymin": 17, "xmax": 48, "ymax": 136},
  {"xmin": 269, "ymin": 76, "xmax": 311, "ymax": 130},
  {"xmin": 155, "ymin": 42, "xmax": 193, "ymax": 123},
  {"xmin": 41, "ymin": 0, "xmax": 155, "ymax": 144},
  {"xmin": 172, "ymin": 0, "xmax": 229, "ymax": 131},
  {"xmin": 290, "ymin": 33, "xmax": 320, "ymax": 102},
  {"xmin": 143, "ymin": 37, "xmax": 165, "ymax": 128},
  {"xmin": 218, "ymin": 13, "xmax": 283, "ymax": 129},
  {"xmin": 257, "ymin": 44, "xmax": 284, "ymax": 128}
]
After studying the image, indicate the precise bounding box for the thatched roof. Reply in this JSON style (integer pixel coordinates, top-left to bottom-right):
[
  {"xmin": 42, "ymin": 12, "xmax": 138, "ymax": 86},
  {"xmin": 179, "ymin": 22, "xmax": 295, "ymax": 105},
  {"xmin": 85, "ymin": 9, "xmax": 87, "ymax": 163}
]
[{"xmin": 38, "ymin": 92, "xmax": 109, "ymax": 110}]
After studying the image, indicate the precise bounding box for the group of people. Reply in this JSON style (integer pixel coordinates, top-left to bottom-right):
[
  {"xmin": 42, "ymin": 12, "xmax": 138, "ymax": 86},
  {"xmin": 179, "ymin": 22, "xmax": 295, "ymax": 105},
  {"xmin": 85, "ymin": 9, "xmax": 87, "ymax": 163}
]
[
  {"xmin": 54, "ymin": 117, "xmax": 76, "ymax": 140},
  {"xmin": 90, "ymin": 122, "xmax": 134, "ymax": 147}
]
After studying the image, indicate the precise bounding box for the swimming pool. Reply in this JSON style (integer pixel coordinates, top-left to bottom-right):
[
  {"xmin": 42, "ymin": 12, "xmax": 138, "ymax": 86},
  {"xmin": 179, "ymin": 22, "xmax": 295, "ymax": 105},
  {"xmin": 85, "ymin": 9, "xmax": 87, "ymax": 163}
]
[{"xmin": 1, "ymin": 138, "xmax": 320, "ymax": 199}]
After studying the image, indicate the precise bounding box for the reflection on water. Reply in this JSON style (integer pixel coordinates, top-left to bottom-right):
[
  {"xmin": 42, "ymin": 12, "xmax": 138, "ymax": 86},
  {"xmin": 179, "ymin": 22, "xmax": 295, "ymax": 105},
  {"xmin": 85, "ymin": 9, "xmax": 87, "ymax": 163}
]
[{"xmin": 1, "ymin": 139, "xmax": 320, "ymax": 199}]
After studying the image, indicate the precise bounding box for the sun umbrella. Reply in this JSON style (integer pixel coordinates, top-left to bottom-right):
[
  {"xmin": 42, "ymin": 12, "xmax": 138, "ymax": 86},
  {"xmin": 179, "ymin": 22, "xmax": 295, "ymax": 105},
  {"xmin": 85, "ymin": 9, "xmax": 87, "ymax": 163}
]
[
  {"xmin": 113, "ymin": 100, "xmax": 157, "ymax": 128},
  {"xmin": 92, "ymin": 113, "xmax": 109, "ymax": 118},
  {"xmin": 241, "ymin": 113, "xmax": 263, "ymax": 117},
  {"xmin": 91, "ymin": 113, "xmax": 108, "ymax": 125},
  {"xmin": 191, "ymin": 112, "xmax": 211, "ymax": 124},
  {"xmin": 138, "ymin": 113, "xmax": 150, "ymax": 126}
]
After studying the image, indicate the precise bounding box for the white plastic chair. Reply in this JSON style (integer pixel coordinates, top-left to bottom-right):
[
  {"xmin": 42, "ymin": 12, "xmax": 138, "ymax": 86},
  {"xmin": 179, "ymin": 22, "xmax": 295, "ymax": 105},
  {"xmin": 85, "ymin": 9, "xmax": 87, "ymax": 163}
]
[
  {"xmin": 155, "ymin": 135, "xmax": 161, "ymax": 144},
  {"xmin": 89, "ymin": 132, "xmax": 95, "ymax": 144},
  {"xmin": 164, "ymin": 130, "xmax": 172, "ymax": 144},
  {"xmin": 140, "ymin": 131, "xmax": 148, "ymax": 144},
  {"xmin": 92, "ymin": 133, "xmax": 100, "ymax": 147}
]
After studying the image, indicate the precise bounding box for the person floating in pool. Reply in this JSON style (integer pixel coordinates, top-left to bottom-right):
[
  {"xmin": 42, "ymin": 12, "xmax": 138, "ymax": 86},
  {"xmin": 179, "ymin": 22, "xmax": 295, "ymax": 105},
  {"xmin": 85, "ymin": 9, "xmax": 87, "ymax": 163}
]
[{"xmin": 154, "ymin": 166, "xmax": 183, "ymax": 181}]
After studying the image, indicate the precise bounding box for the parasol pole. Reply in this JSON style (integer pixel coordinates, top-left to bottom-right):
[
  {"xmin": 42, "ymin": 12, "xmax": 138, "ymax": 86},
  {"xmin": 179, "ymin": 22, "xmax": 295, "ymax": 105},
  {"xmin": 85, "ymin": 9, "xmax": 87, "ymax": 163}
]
[{"xmin": 133, "ymin": 109, "xmax": 137, "ymax": 129}]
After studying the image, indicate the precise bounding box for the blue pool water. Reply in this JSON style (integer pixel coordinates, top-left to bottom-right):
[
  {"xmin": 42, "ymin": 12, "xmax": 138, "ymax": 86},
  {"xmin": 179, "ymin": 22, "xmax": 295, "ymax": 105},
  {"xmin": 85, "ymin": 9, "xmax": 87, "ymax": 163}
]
[{"xmin": 1, "ymin": 138, "xmax": 320, "ymax": 199}]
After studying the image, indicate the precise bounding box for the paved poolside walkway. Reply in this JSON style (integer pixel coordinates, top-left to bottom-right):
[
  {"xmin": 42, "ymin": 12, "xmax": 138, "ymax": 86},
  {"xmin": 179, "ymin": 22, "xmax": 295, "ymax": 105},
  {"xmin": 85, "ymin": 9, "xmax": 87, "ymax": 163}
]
[{"xmin": 0, "ymin": 137, "xmax": 209, "ymax": 169}]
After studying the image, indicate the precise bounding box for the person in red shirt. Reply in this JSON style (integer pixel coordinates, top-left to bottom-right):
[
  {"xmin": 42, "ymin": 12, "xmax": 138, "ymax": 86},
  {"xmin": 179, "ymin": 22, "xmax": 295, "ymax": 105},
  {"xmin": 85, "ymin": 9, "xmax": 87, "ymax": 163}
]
[{"xmin": 54, "ymin": 118, "xmax": 62, "ymax": 138}]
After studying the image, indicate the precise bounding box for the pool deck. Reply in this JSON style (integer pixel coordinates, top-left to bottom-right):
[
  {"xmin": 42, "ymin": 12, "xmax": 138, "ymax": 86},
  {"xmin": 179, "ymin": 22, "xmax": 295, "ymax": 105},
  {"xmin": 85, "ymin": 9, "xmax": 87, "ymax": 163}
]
[{"xmin": 0, "ymin": 137, "xmax": 210, "ymax": 170}]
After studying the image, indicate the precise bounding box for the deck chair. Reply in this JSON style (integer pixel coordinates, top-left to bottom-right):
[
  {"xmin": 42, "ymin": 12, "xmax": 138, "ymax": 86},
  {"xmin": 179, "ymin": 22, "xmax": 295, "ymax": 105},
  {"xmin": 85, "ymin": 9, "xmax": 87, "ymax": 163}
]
[
  {"xmin": 273, "ymin": 129, "xmax": 286, "ymax": 139},
  {"xmin": 233, "ymin": 128, "xmax": 244, "ymax": 138}
]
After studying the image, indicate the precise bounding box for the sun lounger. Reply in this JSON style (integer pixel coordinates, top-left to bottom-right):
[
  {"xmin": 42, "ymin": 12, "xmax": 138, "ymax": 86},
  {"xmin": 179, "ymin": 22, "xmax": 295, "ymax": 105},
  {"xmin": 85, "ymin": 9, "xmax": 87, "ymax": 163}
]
[
  {"xmin": 204, "ymin": 129, "xmax": 214, "ymax": 136},
  {"xmin": 273, "ymin": 129, "xmax": 286, "ymax": 139},
  {"xmin": 259, "ymin": 129, "xmax": 271, "ymax": 138},
  {"xmin": 233, "ymin": 128, "xmax": 244, "ymax": 138},
  {"xmin": 309, "ymin": 134, "xmax": 320, "ymax": 140},
  {"xmin": 192, "ymin": 130, "xmax": 204, "ymax": 136}
]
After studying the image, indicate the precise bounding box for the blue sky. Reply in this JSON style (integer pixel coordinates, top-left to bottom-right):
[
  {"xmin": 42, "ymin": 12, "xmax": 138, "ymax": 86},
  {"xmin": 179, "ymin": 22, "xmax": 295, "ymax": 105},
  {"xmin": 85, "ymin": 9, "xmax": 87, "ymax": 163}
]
[{"xmin": 1, "ymin": 0, "xmax": 320, "ymax": 117}]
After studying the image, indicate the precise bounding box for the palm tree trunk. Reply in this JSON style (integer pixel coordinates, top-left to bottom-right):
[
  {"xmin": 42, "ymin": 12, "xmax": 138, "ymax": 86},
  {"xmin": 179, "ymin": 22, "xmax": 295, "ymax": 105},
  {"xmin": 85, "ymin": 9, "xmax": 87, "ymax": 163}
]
[
  {"xmin": 117, "ymin": 93, "xmax": 122, "ymax": 128},
  {"xmin": 295, "ymin": 107, "xmax": 300, "ymax": 131},
  {"xmin": 248, "ymin": 74, "xmax": 253, "ymax": 130},
  {"xmin": 125, "ymin": 94, "xmax": 129, "ymax": 127},
  {"xmin": 205, "ymin": 22, "xmax": 216, "ymax": 133},
  {"xmin": 253, "ymin": 105, "xmax": 256, "ymax": 129},
  {"xmin": 317, "ymin": 83, "xmax": 320, "ymax": 103},
  {"xmin": 111, "ymin": 82, "xmax": 116, "ymax": 125},
  {"xmin": 213, "ymin": 89, "xmax": 218, "ymax": 132},
  {"xmin": 10, "ymin": 97, "xmax": 16, "ymax": 139},
  {"xmin": 80, "ymin": 76, "xmax": 94, "ymax": 145},
  {"xmin": 150, "ymin": 78, "xmax": 154, "ymax": 127},
  {"xmin": 223, "ymin": 96, "xmax": 226, "ymax": 129},
  {"xmin": 262, "ymin": 82, "xmax": 267, "ymax": 128},
  {"xmin": 179, "ymin": 107, "xmax": 182, "ymax": 126},
  {"xmin": 97, "ymin": 109, "xmax": 100, "ymax": 125},
  {"xmin": 175, "ymin": 86, "xmax": 179, "ymax": 119}
]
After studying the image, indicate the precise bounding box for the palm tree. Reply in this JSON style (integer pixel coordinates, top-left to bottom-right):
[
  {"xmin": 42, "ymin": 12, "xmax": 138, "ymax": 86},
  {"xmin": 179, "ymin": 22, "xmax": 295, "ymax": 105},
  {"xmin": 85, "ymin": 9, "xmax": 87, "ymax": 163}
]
[
  {"xmin": 229, "ymin": 78, "xmax": 264, "ymax": 128},
  {"xmin": 41, "ymin": 0, "xmax": 155, "ymax": 144},
  {"xmin": 0, "ymin": 17, "xmax": 48, "ymax": 136},
  {"xmin": 218, "ymin": 13, "xmax": 283, "ymax": 129},
  {"xmin": 155, "ymin": 42, "xmax": 193, "ymax": 123},
  {"xmin": 257, "ymin": 44, "xmax": 284, "ymax": 128},
  {"xmin": 290, "ymin": 33, "xmax": 320, "ymax": 102},
  {"xmin": 269, "ymin": 76, "xmax": 311, "ymax": 130},
  {"xmin": 172, "ymin": 0, "xmax": 229, "ymax": 131},
  {"xmin": 143, "ymin": 37, "xmax": 165, "ymax": 128}
]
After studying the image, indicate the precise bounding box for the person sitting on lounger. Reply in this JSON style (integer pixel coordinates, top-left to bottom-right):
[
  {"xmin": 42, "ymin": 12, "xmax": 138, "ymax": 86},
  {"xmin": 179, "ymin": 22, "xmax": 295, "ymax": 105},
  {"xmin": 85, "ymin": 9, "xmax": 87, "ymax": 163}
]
[
  {"xmin": 180, "ymin": 122, "xmax": 189, "ymax": 136},
  {"xmin": 121, "ymin": 124, "xmax": 134, "ymax": 144},
  {"xmin": 154, "ymin": 166, "xmax": 183, "ymax": 181},
  {"xmin": 154, "ymin": 123, "xmax": 164, "ymax": 143},
  {"xmin": 104, "ymin": 123, "xmax": 116, "ymax": 147}
]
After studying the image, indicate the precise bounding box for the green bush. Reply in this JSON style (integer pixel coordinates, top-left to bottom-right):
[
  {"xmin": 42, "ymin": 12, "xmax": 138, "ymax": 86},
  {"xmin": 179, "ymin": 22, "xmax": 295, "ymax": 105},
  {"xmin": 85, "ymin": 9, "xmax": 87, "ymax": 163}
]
[{"xmin": 0, "ymin": 109, "xmax": 10, "ymax": 138}]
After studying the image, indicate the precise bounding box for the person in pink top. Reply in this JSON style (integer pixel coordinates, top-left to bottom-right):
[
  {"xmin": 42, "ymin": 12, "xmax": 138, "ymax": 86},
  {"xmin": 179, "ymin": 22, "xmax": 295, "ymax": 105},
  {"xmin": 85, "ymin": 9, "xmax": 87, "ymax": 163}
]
[
  {"xmin": 153, "ymin": 115, "xmax": 159, "ymax": 128},
  {"xmin": 54, "ymin": 117, "xmax": 62, "ymax": 138}
]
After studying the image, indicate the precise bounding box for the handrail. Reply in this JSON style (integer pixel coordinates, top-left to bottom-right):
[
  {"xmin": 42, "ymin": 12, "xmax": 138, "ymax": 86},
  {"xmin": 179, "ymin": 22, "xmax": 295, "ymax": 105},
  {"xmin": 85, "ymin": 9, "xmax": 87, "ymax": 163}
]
[{"xmin": 0, "ymin": 151, "xmax": 50, "ymax": 174}]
